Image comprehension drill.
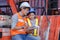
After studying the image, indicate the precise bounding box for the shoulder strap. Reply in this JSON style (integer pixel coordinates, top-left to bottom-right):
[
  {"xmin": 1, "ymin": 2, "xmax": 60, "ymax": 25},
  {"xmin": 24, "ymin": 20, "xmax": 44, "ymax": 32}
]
[
  {"xmin": 27, "ymin": 18, "xmax": 39, "ymax": 27},
  {"xmin": 35, "ymin": 18, "xmax": 38, "ymax": 26},
  {"xmin": 27, "ymin": 18, "xmax": 32, "ymax": 27}
]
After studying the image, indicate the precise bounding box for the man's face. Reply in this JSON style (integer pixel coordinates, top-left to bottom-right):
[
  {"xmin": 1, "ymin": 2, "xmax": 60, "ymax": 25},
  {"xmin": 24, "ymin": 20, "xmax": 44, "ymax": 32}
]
[{"xmin": 22, "ymin": 8, "xmax": 29, "ymax": 15}]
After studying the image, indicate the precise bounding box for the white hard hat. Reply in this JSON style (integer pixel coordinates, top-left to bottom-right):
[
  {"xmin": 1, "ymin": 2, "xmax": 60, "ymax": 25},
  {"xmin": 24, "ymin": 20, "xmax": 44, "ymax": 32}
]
[{"xmin": 20, "ymin": 2, "xmax": 30, "ymax": 8}]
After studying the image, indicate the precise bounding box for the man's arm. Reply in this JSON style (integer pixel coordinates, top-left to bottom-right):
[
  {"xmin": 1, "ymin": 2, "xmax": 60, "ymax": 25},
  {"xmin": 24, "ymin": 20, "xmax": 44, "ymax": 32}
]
[
  {"xmin": 11, "ymin": 14, "xmax": 20, "ymax": 30},
  {"xmin": 11, "ymin": 14, "xmax": 27, "ymax": 30}
]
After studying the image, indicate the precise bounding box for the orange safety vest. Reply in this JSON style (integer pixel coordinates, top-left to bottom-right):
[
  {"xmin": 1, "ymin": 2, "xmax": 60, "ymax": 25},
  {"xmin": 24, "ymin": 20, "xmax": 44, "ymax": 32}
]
[
  {"xmin": 11, "ymin": 13, "xmax": 27, "ymax": 36},
  {"xmin": 27, "ymin": 16, "xmax": 40, "ymax": 36}
]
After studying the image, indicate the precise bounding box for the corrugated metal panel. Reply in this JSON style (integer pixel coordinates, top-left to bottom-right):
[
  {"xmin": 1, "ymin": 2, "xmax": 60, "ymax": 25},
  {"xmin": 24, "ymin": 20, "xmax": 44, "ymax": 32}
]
[
  {"xmin": 0, "ymin": 0, "xmax": 7, "ymax": 5},
  {"xmin": 58, "ymin": 0, "xmax": 60, "ymax": 9},
  {"xmin": 29, "ymin": 0, "xmax": 45, "ymax": 15}
]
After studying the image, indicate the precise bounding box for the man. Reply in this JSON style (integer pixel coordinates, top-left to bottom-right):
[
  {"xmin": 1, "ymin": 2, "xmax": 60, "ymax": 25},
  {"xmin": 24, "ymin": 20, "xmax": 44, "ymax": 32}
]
[
  {"xmin": 11, "ymin": 2, "xmax": 30, "ymax": 40},
  {"xmin": 26, "ymin": 8, "xmax": 40, "ymax": 40}
]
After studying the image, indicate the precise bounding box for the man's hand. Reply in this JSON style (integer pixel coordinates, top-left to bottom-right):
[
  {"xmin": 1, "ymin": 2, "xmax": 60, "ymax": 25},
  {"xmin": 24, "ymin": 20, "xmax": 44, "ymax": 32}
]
[
  {"xmin": 26, "ymin": 29, "xmax": 34, "ymax": 34},
  {"xmin": 26, "ymin": 27, "xmax": 35, "ymax": 34}
]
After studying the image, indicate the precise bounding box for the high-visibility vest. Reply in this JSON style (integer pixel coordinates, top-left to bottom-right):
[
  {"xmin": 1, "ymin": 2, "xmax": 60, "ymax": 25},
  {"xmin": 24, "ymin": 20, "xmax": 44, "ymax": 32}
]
[
  {"xmin": 27, "ymin": 17, "xmax": 39, "ymax": 36},
  {"xmin": 11, "ymin": 13, "xmax": 27, "ymax": 36}
]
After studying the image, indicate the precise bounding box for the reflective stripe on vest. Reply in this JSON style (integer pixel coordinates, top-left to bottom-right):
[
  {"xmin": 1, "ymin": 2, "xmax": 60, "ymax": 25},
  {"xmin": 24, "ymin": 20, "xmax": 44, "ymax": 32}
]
[
  {"xmin": 27, "ymin": 18, "xmax": 38, "ymax": 26},
  {"xmin": 27, "ymin": 18, "xmax": 38, "ymax": 36}
]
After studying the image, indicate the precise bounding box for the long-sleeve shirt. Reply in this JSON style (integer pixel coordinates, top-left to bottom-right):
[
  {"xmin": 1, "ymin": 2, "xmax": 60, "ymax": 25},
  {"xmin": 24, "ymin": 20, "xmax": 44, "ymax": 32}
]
[
  {"xmin": 11, "ymin": 12, "xmax": 27, "ymax": 29},
  {"xmin": 11, "ymin": 14, "xmax": 18, "ymax": 29}
]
